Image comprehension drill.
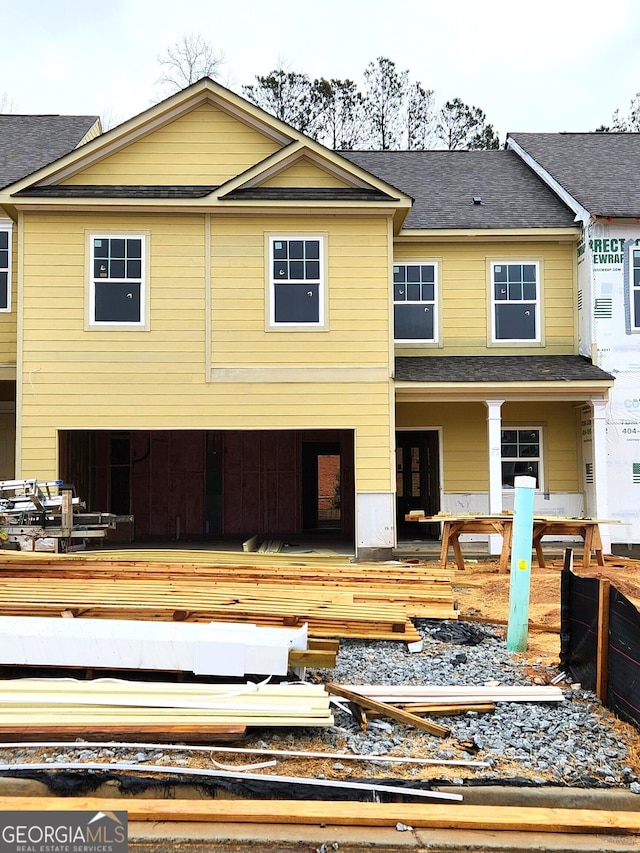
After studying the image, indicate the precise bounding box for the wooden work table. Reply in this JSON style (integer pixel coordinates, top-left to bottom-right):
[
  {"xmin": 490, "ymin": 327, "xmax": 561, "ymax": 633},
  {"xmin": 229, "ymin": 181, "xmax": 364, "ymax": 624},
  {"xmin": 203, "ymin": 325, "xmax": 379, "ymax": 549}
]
[{"xmin": 405, "ymin": 513, "xmax": 607, "ymax": 572}]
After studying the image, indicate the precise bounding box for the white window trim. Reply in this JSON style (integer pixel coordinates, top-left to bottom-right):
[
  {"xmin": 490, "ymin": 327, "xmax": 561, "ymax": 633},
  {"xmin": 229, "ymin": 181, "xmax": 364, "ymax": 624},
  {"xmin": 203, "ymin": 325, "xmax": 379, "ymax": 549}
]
[
  {"xmin": 489, "ymin": 259, "xmax": 542, "ymax": 345},
  {"xmin": 393, "ymin": 261, "xmax": 439, "ymax": 345},
  {"xmin": 501, "ymin": 425, "xmax": 544, "ymax": 492},
  {"xmin": 265, "ymin": 233, "xmax": 328, "ymax": 331},
  {"xmin": 86, "ymin": 231, "xmax": 150, "ymax": 331},
  {"xmin": 630, "ymin": 244, "xmax": 640, "ymax": 332},
  {"xmin": 0, "ymin": 219, "xmax": 12, "ymax": 314}
]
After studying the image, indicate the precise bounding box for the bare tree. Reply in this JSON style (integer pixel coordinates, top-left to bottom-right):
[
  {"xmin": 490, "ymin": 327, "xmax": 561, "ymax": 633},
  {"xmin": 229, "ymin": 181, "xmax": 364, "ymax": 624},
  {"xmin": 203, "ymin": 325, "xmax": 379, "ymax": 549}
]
[
  {"xmin": 314, "ymin": 78, "xmax": 366, "ymax": 149},
  {"xmin": 436, "ymin": 98, "xmax": 500, "ymax": 150},
  {"xmin": 406, "ymin": 82, "xmax": 437, "ymax": 150},
  {"xmin": 243, "ymin": 67, "xmax": 326, "ymax": 136},
  {"xmin": 363, "ymin": 57, "xmax": 409, "ymax": 149},
  {"xmin": 609, "ymin": 93, "xmax": 640, "ymax": 131},
  {"xmin": 157, "ymin": 34, "xmax": 225, "ymax": 95}
]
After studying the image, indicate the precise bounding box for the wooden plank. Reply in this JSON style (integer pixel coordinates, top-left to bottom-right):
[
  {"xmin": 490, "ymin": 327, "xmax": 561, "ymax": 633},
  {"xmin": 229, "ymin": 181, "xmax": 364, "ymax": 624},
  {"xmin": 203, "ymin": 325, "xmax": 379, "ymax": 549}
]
[
  {"xmin": 325, "ymin": 683, "xmax": 450, "ymax": 738},
  {"xmin": 0, "ymin": 798, "xmax": 638, "ymax": 834},
  {"xmin": 0, "ymin": 725, "xmax": 246, "ymax": 743}
]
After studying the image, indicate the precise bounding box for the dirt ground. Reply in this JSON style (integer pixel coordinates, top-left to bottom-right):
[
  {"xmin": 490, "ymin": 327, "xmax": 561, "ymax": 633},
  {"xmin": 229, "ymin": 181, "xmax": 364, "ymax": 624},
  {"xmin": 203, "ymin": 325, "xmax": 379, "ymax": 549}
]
[{"xmin": 446, "ymin": 553, "xmax": 640, "ymax": 664}]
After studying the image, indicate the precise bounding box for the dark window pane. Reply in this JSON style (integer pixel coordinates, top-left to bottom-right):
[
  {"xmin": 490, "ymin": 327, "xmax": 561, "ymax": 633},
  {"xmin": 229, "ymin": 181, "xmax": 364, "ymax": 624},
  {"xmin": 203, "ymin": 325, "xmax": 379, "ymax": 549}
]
[
  {"xmin": 422, "ymin": 283, "xmax": 434, "ymax": 301},
  {"xmin": 273, "ymin": 260, "xmax": 288, "ymax": 278},
  {"xmin": 394, "ymin": 304, "xmax": 434, "ymax": 340},
  {"xmin": 110, "ymin": 259, "xmax": 125, "ymax": 278},
  {"xmin": 520, "ymin": 443, "xmax": 540, "ymax": 458},
  {"xmin": 502, "ymin": 444, "xmax": 518, "ymax": 458},
  {"xmin": 305, "ymin": 240, "xmax": 320, "ymax": 259},
  {"xmin": 305, "ymin": 260, "xmax": 319, "ymax": 279},
  {"xmin": 0, "ymin": 272, "xmax": 7, "ymax": 309},
  {"xmin": 95, "ymin": 282, "xmax": 141, "ymax": 323},
  {"xmin": 110, "ymin": 239, "xmax": 125, "ymax": 258},
  {"xmin": 633, "ymin": 267, "xmax": 640, "ymax": 287},
  {"xmin": 493, "ymin": 265, "xmax": 507, "ymax": 282},
  {"xmin": 502, "ymin": 461, "xmax": 516, "ymax": 488},
  {"xmin": 508, "ymin": 282, "xmax": 523, "ymax": 300},
  {"xmin": 127, "ymin": 259, "xmax": 142, "ymax": 279},
  {"xmin": 127, "ymin": 239, "xmax": 142, "ymax": 258},
  {"xmin": 495, "ymin": 283, "xmax": 508, "ymax": 301},
  {"xmin": 406, "ymin": 265, "xmax": 421, "ymax": 282},
  {"xmin": 635, "ymin": 290, "xmax": 640, "ymax": 328},
  {"xmin": 522, "ymin": 264, "xmax": 536, "ymax": 282},
  {"xmin": 501, "ymin": 430, "xmax": 517, "ymax": 443},
  {"xmin": 495, "ymin": 304, "xmax": 536, "ymax": 339},
  {"xmin": 95, "ymin": 260, "xmax": 109, "ymax": 278},
  {"xmin": 523, "ymin": 282, "xmax": 537, "ymax": 300},
  {"xmin": 288, "ymin": 240, "xmax": 304, "ymax": 259},
  {"xmin": 507, "ymin": 264, "xmax": 523, "ymax": 282},
  {"xmin": 0, "ymin": 250, "xmax": 8, "ymax": 268},
  {"xmin": 394, "ymin": 284, "xmax": 406, "ymax": 301},
  {"xmin": 393, "ymin": 266, "xmax": 406, "ymax": 283},
  {"xmin": 521, "ymin": 430, "xmax": 539, "ymax": 443},
  {"xmin": 93, "ymin": 240, "xmax": 108, "ymax": 257},
  {"xmin": 0, "ymin": 232, "xmax": 7, "ymax": 250},
  {"xmin": 274, "ymin": 283, "xmax": 319, "ymax": 323},
  {"xmin": 273, "ymin": 241, "xmax": 287, "ymax": 259},
  {"xmin": 406, "ymin": 283, "xmax": 421, "ymax": 301},
  {"xmin": 421, "ymin": 265, "xmax": 434, "ymax": 283},
  {"xmin": 289, "ymin": 260, "xmax": 304, "ymax": 279}
]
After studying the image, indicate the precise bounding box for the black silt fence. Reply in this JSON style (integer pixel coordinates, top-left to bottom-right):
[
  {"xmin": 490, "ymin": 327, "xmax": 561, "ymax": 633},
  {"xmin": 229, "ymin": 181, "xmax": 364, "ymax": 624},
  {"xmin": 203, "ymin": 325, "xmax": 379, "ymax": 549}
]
[{"xmin": 560, "ymin": 567, "xmax": 640, "ymax": 730}]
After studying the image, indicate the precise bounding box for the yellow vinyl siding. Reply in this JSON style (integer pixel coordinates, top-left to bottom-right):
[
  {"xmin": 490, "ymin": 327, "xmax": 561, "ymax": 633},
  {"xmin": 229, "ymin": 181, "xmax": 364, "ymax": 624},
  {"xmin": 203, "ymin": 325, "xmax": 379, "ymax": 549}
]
[
  {"xmin": 0, "ymin": 226, "xmax": 17, "ymax": 364},
  {"xmin": 61, "ymin": 103, "xmax": 282, "ymax": 186},
  {"xmin": 396, "ymin": 400, "xmax": 580, "ymax": 493},
  {"xmin": 261, "ymin": 159, "xmax": 351, "ymax": 188},
  {"xmin": 394, "ymin": 241, "xmax": 576, "ymax": 355},
  {"xmin": 211, "ymin": 215, "xmax": 389, "ymax": 365},
  {"xmin": 18, "ymin": 210, "xmax": 394, "ymax": 492}
]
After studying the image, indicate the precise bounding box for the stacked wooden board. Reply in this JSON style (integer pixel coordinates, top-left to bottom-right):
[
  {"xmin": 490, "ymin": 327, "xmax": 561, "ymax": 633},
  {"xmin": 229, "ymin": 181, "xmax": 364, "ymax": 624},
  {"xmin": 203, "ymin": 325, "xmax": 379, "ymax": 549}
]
[
  {"xmin": 0, "ymin": 678, "xmax": 334, "ymax": 733},
  {"xmin": 0, "ymin": 550, "xmax": 457, "ymax": 643}
]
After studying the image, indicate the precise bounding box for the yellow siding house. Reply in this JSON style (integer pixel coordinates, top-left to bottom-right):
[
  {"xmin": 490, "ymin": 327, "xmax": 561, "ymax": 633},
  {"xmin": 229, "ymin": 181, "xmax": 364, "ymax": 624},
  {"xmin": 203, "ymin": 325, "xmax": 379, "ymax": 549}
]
[{"xmin": 0, "ymin": 82, "xmax": 614, "ymax": 557}]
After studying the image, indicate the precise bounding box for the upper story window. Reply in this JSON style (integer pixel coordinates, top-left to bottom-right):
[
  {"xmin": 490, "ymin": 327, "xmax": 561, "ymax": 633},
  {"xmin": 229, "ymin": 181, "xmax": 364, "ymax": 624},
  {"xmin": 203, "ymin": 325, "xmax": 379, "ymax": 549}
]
[
  {"xmin": 501, "ymin": 427, "xmax": 542, "ymax": 489},
  {"xmin": 269, "ymin": 237, "xmax": 324, "ymax": 328},
  {"xmin": 393, "ymin": 263, "xmax": 437, "ymax": 342},
  {"xmin": 89, "ymin": 235, "xmax": 146, "ymax": 328},
  {"xmin": 0, "ymin": 223, "xmax": 12, "ymax": 313},
  {"xmin": 631, "ymin": 247, "xmax": 640, "ymax": 331},
  {"xmin": 491, "ymin": 261, "xmax": 540, "ymax": 343}
]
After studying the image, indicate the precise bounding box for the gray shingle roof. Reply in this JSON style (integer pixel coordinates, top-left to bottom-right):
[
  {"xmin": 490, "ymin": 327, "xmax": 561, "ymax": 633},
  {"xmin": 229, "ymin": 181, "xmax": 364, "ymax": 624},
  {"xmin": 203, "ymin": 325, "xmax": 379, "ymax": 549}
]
[
  {"xmin": 0, "ymin": 115, "xmax": 100, "ymax": 189},
  {"xmin": 224, "ymin": 187, "xmax": 395, "ymax": 201},
  {"xmin": 15, "ymin": 185, "xmax": 218, "ymax": 198},
  {"xmin": 395, "ymin": 355, "xmax": 614, "ymax": 383},
  {"xmin": 508, "ymin": 133, "xmax": 640, "ymax": 217},
  {"xmin": 340, "ymin": 150, "xmax": 578, "ymax": 230}
]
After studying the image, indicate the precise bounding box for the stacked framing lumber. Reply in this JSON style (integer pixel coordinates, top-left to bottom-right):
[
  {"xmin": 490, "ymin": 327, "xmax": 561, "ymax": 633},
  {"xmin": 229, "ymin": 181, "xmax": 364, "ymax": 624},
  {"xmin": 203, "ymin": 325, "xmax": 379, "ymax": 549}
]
[
  {"xmin": 0, "ymin": 797, "xmax": 637, "ymax": 834},
  {"xmin": 0, "ymin": 678, "xmax": 334, "ymax": 729},
  {"xmin": 0, "ymin": 550, "xmax": 456, "ymax": 641}
]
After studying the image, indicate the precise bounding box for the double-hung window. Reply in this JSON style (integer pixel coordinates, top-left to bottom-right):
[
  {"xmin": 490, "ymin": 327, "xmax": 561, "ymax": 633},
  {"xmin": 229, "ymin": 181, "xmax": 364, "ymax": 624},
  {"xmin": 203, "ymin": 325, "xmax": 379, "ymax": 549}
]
[
  {"xmin": 501, "ymin": 428, "xmax": 542, "ymax": 489},
  {"xmin": 0, "ymin": 222, "xmax": 11, "ymax": 312},
  {"xmin": 89, "ymin": 235, "xmax": 146, "ymax": 327},
  {"xmin": 393, "ymin": 263, "xmax": 437, "ymax": 342},
  {"xmin": 269, "ymin": 236, "xmax": 324, "ymax": 327},
  {"xmin": 631, "ymin": 247, "xmax": 640, "ymax": 330},
  {"xmin": 491, "ymin": 261, "xmax": 540, "ymax": 342}
]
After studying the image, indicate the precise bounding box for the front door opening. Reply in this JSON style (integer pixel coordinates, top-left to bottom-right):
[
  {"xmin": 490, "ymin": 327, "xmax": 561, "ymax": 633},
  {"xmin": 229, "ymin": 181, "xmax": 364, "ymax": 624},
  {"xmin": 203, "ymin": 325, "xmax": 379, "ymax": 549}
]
[
  {"xmin": 302, "ymin": 441, "xmax": 341, "ymax": 532},
  {"xmin": 396, "ymin": 430, "xmax": 440, "ymax": 538}
]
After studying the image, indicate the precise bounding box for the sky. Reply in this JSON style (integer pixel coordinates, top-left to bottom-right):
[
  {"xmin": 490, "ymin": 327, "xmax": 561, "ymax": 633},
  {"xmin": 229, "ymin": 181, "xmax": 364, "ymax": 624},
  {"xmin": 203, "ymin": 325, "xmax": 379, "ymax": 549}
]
[{"xmin": 2, "ymin": 0, "xmax": 640, "ymax": 139}]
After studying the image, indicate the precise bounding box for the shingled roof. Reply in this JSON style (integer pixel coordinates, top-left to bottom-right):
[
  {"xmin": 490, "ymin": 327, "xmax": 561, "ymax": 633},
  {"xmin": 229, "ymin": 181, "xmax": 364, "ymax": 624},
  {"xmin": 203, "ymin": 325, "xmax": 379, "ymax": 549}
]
[
  {"xmin": 508, "ymin": 132, "xmax": 640, "ymax": 218},
  {"xmin": 0, "ymin": 115, "xmax": 100, "ymax": 189},
  {"xmin": 340, "ymin": 150, "xmax": 578, "ymax": 230},
  {"xmin": 395, "ymin": 355, "xmax": 614, "ymax": 384}
]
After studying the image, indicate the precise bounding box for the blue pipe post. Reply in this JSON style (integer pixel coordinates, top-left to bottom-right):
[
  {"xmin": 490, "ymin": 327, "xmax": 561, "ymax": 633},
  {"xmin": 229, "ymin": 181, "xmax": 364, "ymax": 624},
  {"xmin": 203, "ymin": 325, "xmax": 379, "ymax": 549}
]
[{"xmin": 506, "ymin": 475, "xmax": 536, "ymax": 652}]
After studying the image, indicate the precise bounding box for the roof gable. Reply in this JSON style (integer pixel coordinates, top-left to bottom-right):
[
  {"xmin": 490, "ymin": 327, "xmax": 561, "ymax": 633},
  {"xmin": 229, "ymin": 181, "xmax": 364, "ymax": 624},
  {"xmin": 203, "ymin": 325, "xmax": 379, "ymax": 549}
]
[{"xmin": 508, "ymin": 132, "xmax": 640, "ymax": 218}]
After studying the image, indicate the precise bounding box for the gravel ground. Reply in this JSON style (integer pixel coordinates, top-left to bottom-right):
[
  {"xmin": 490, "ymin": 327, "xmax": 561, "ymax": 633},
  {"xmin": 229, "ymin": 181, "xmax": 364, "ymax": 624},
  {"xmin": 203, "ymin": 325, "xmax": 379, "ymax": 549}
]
[{"xmin": 0, "ymin": 620, "xmax": 638, "ymax": 796}]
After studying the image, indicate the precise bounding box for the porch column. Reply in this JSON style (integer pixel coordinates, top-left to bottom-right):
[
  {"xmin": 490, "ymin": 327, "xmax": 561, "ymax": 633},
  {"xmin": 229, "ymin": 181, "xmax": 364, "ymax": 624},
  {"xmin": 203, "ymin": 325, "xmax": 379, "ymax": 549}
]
[
  {"xmin": 485, "ymin": 399, "xmax": 505, "ymax": 555},
  {"xmin": 590, "ymin": 399, "xmax": 611, "ymax": 554}
]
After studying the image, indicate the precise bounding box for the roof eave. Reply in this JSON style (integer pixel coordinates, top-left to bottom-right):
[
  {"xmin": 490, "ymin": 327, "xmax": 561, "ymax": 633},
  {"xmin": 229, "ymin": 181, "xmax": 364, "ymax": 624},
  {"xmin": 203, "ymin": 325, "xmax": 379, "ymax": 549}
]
[
  {"xmin": 395, "ymin": 227, "xmax": 581, "ymax": 242},
  {"xmin": 394, "ymin": 379, "xmax": 613, "ymax": 402}
]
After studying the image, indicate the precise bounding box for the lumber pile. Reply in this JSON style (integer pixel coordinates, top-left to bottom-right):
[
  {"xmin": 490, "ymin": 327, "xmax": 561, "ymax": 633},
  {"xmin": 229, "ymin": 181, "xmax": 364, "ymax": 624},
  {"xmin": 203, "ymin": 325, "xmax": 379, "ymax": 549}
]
[
  {"xmin": 339, "ymin": 684, "xmax": 565, "ymax": 704},
  {"xmin": 0, "ymin": 797, "xmax": 637, "ymax": 835},
  {"xmin": 0, "ymin": 678, "xmax": 334, "ymax": 735},
  {"xmin": 0, "ymin": 550, "xmax": 457, "ymax": 642}
]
